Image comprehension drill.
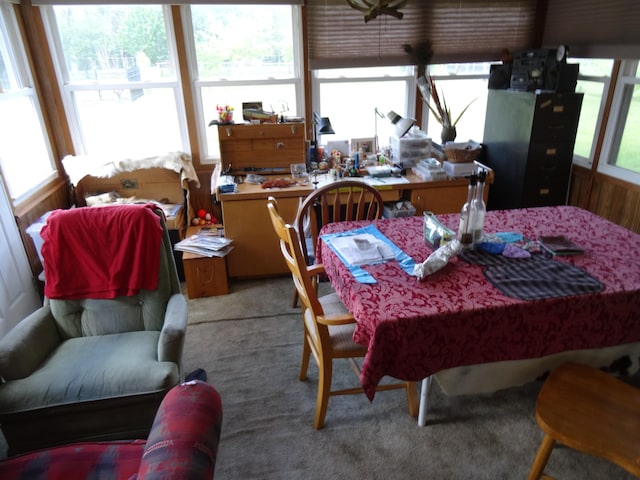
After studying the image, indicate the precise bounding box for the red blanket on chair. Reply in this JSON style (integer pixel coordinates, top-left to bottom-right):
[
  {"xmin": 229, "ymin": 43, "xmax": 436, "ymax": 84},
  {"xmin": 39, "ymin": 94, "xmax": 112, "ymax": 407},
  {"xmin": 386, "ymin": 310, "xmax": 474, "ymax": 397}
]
[{"xmin": 41, "ymin": 204, "xmax": 163, "ymax": 300}]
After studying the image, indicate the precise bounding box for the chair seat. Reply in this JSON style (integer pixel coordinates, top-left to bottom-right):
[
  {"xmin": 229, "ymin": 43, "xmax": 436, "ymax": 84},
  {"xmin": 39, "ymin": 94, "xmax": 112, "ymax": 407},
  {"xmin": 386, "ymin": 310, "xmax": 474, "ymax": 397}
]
[
  {"xmin": 529, "ymin": 362, "xmax": 640, "ymax": 479},
  {"xmin": 0, "ymin": 331, "xmax": 179, "ymax": 414},
  {"xmin": 319, "ymin": 293, "xmax": 367, "ymax": 355}
]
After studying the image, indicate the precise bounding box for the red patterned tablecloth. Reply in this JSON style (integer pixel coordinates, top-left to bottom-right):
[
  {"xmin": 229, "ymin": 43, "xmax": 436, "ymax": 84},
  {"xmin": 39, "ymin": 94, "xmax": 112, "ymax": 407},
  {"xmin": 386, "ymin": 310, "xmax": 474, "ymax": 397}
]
[{"xmin": 317, "ymin": 206, "xmax": 640, "ymax": 400}]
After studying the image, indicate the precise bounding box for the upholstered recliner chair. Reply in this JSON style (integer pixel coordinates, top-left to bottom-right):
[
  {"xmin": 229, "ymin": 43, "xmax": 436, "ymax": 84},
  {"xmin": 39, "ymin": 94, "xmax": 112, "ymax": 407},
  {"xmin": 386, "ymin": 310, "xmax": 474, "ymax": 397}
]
[{"xmin": 0, "ymin": 205, "xmax": 187, "ymax": 455}]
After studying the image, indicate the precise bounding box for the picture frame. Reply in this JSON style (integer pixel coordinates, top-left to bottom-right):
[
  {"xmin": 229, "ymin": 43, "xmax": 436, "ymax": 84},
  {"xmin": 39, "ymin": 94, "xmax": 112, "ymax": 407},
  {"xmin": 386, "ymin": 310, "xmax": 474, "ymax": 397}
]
[{"xmin": 350, "ymin": 137, "xmax": 375, "ymax": 154}]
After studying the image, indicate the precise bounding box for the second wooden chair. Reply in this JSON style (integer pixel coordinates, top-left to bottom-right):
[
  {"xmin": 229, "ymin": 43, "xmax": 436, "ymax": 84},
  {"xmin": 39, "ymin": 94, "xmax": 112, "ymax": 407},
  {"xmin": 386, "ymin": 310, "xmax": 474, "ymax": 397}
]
[{"xmin": 267, "ymin": 196, "xmax": 417, "ymax": 429}]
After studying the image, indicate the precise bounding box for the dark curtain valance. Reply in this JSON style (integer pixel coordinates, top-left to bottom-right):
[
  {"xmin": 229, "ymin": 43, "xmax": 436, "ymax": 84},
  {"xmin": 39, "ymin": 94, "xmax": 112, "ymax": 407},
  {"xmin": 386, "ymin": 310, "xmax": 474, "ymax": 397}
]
[
  {"xmin": 306, "ymin": 0, "xmax": 542, "ymax": 69},
  {"xmin": 543, "ymin": 0, "xmax": 640, "ymax": 59}
]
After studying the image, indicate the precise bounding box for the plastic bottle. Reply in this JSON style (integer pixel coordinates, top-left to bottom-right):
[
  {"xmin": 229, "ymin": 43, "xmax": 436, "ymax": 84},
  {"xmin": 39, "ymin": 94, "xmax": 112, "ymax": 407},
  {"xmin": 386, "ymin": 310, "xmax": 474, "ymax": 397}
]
[
  {"xmin": 471, "ymin": 170, "xmax": 487, "ymax": 244},
  {"xmin": 458, "ymin": 174, "xmax": 477, "ymax": 249}
]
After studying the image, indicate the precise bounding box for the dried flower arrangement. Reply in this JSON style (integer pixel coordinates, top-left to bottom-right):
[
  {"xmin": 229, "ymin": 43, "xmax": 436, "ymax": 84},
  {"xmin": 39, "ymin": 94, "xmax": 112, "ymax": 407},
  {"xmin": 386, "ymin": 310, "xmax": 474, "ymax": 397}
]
[{"xmin": 416, "ymin": 75, "xmax": 477, "ymax": 129}]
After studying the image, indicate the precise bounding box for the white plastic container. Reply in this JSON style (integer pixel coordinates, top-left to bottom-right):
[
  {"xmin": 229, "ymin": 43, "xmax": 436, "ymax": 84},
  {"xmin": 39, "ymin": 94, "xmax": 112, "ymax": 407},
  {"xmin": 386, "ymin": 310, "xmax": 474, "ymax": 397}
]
[
  {"xmin": 26, "ymin": 211, "xmax": 53, "ymax": 264},
  {"xmin": 390, "ymin": 131, "xmax": 431, "ymax": 167}
]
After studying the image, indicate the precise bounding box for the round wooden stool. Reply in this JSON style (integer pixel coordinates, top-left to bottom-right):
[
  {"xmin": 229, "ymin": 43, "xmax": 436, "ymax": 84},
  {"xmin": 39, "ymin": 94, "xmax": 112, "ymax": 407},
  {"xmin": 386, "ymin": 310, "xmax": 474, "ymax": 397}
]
[{"xmin": 528, "ymin": 362, "xmax": 640, "ymax": 480}]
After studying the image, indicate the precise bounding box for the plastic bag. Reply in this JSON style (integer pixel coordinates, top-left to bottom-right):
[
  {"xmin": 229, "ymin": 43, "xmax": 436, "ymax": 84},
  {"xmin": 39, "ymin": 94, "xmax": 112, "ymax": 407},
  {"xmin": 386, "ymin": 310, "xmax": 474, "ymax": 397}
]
[{"xmin": 423, "ymin": 211, "xmax": 455, "ymax": 248}]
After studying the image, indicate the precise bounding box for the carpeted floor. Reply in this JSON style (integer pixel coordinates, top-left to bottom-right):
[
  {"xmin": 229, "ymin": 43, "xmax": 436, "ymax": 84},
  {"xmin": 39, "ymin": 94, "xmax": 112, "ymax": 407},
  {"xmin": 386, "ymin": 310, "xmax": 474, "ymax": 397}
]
[
  {"xmin": 1, "ymin": 277, "xmax": 637, "ymax": 479},
  {"xmin": 181, "ymin": 277, "xmax": 638, "ymax": 480}
]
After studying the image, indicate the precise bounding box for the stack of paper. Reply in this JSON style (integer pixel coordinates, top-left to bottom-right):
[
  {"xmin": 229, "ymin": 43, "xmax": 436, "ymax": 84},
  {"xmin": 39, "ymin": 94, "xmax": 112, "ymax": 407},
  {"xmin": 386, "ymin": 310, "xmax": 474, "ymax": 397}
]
[
  {"xmin": 174, "ymin": 234, "xmax": 234, "ymax": 257},
  {"xmin": 328, "ymin": 233, "xmax": 395, "ymax": 266}
]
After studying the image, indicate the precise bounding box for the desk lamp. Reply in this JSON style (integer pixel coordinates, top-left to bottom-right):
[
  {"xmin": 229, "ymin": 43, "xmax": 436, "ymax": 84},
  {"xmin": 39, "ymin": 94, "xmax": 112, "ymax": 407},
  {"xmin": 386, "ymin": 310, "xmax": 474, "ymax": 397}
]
[
  {"xmin": 314, "ymin": 112, "xmax": 335, "ymax": 137},
  {"xmin": 311, "ymin": 112, "xmax": 335, "ymax": 163},
  {"xmin": 387, "ymin": 110, "xmax": 416, "ymax": 138}
]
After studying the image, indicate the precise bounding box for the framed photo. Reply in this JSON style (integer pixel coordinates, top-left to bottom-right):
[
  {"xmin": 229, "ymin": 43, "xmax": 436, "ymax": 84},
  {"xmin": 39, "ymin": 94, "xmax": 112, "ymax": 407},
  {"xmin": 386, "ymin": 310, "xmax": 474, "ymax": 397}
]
[{"xmin": 350, "ymin": 137, "xmax": 375, "ymax": 154}]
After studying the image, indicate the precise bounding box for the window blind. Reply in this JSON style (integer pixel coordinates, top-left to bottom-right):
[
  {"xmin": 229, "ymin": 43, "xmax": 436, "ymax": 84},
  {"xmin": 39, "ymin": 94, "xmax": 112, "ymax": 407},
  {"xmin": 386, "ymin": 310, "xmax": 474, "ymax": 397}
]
[
  {"xmin": 307, "ymin": 0, "xmax": 541, "ymax": 69},
  {"xmin": 542, "ymin": 0, "xmax": 640, "ymax": 59}
]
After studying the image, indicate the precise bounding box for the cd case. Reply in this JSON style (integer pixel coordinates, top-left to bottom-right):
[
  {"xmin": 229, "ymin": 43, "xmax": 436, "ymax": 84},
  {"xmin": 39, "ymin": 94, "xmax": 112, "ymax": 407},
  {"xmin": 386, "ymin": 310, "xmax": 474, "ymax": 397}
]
[{"xmin": 538, "ymin": 235, "xmax": 584, "ymax": 256}]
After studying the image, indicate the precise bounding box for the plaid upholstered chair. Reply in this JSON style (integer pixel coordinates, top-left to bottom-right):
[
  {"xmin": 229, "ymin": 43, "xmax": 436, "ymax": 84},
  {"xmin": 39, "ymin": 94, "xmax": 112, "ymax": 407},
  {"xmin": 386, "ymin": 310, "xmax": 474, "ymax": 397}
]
[{"xmin": 0, "ymin": 380, "xmax": 222, "ymax": 479}]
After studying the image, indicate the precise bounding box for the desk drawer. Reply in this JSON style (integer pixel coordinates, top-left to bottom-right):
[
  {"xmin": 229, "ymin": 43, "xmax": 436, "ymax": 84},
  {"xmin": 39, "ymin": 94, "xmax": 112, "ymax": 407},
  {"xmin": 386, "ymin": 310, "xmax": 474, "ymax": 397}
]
[
  {"xmin": 219, "ymin": 123, "xmax": 303, "ymax": 140},
  {"xmin": 219, "ymin": 123, "xmax": 306, "ymax": 172}
]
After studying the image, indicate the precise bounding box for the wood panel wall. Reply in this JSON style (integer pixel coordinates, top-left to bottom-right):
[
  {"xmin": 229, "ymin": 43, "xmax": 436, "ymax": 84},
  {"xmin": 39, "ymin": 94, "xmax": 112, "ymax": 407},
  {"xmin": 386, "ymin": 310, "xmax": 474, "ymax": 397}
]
[{"xmin": 569, "ymin": 166, "xmax": 640, "ymax": 234}]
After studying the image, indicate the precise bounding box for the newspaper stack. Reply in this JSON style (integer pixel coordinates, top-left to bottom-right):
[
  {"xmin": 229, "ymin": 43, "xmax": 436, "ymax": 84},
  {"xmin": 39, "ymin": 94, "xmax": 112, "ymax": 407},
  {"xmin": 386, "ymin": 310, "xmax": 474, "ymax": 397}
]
[{"xmin": 174, "ymin": 232, "xmax": 233, "ymax": 257}]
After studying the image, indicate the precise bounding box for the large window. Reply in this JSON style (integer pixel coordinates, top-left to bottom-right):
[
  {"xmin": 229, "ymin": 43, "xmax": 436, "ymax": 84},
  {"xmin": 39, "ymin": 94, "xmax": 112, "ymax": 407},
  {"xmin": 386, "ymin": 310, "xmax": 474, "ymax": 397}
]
[
  {"xmin": 599, "ymin": 60, "xmax": 640, "ymax": 183},
  {"xmin": 0, "ymin": 2, "xmax": 56, "ymax": 203},
  {"xmin": 44, "ymin": 4, "xmax": 186, "ymax": 159},
  {"xmin": 313, "ymin": 63, "xmax": 491, "ymax": 155},
  {"xmin": 189, "ymin": 4, "xmax": 303, "ymax": 162}
]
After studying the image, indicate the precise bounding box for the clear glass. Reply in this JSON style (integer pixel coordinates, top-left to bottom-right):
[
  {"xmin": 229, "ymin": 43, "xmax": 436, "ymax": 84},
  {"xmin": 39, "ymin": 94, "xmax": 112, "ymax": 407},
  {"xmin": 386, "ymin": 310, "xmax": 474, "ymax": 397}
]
[
  {"xmin": 573, "ymin": 59, "xmax": 613, "ymax": 163},
  {"xmin": 0, "ymin": 5, "xmax": 56, "ymax": 201},
  {"xmin": 318, "ymin": 80, "xmax": 409, "ymax": 151},
  {"xmin": 458, "ymin": 178, "xmax": 476, "ymax": 248},
  {"xmin": 192, "ymin": 5, "xmax": 294, "ymax": 81},
  {"xmin": 610, "ymin": 83, "xmax": 640, "ymax": 174},
  {"xmin": 52, "ymin": 5, "xmax": 182, "ymax": 157},
  {"xmin": 72, "ymin": 88, "xmax": 182, "ymax": 159},
  {"xmin": 574, "ymin": 79, "xmax": 606, "ymax": 160},
  {"xmin": 423, "ymin": 77, "xmax": 488, "ymax": 143},
  {"xmin": 471, "ymin": 174, "xmax": 486, "ymax": 243},
  {"xmin": 54, "ymin": 5, "xmax": 175, "ymax": 83},
  {"xmin": 0, "ymin": 95, "xmax": 55, "ymax": 200}
]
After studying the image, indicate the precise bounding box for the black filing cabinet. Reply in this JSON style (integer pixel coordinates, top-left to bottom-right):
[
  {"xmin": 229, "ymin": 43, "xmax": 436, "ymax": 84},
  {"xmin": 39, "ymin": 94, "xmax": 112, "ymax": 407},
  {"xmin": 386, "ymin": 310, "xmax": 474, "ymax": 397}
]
[{"xmin": 482, "ymin": 90, "xmax": 583, "ymax": 210}]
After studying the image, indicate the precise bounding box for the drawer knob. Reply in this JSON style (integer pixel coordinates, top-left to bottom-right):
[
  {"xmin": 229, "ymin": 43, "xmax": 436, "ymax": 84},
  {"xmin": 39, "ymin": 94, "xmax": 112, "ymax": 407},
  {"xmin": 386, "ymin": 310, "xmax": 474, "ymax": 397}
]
[
  {"xmin": 291, "ymin": 125, "xmax": 297, "ymax": 134},
  {"xmin": 276, "ymin": 142, "xmax": 285, "ymax": 149},
  {"xmin": 225, "ymin": 127, "xmax": 232, "ymax": 137}
]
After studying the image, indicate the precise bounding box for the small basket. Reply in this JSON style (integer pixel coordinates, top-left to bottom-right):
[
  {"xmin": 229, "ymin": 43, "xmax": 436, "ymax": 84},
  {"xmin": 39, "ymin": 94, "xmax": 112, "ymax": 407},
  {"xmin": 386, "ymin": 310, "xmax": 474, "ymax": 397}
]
[{"xmin": 444, "ymin": 141, "xmax": 482, "ymax": 164}]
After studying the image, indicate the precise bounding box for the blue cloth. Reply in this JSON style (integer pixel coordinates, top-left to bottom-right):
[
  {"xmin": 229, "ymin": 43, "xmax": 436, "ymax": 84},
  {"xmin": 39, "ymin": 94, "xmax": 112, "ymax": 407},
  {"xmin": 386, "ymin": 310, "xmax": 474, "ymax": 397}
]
[{"xmin": 321, "ymin": 225, "xmax": 415, "ymax": 284}]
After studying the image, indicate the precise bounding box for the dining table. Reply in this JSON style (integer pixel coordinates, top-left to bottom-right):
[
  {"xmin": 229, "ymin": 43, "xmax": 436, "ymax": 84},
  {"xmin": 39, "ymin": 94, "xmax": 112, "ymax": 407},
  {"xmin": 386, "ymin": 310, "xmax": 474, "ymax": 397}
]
[{"xmin": 316, "ymin": 205, "xmax": 640, "ymax": 425}]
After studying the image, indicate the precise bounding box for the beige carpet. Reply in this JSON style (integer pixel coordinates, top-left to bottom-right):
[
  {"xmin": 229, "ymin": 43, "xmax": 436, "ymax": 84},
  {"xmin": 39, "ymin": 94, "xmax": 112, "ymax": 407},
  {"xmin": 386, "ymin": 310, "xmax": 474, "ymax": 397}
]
[
  {"xmin": 2, "ymin": 277, "xmax": 637, "ymax": 479},
  {"xmin": 182, "ymin": 277, "xmax": 638, "ymax": 480}
]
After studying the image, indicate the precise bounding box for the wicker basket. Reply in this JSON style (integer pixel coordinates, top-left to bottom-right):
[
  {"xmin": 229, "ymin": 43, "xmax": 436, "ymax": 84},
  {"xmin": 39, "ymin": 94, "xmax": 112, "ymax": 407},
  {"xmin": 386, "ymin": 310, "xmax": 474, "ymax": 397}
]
[{"xmin": 444, "ymin": 141, "xmax": 482, "ymax": 164}]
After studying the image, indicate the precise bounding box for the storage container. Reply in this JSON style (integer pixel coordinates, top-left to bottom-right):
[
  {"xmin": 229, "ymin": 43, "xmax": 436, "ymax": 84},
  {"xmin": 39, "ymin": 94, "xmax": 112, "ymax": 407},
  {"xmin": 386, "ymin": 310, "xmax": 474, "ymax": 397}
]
[
  {"xmin": 26, "ymin": 211, "xmax": 53, "ymax": 264},
  {"xmin": 389, "ymin": 131, "xmax": 431, "ymax": 167},
  {"xmin": 383, "ymin": 201, "xmax": 416, "ymax": 218}
]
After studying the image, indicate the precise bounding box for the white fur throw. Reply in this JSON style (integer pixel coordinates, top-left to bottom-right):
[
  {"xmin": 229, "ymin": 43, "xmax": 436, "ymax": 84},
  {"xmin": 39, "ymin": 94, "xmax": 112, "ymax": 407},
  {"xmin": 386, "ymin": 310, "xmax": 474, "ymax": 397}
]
[{"xmin": 62, "ymin": 151, "xmax": 200, "ymax": 189}]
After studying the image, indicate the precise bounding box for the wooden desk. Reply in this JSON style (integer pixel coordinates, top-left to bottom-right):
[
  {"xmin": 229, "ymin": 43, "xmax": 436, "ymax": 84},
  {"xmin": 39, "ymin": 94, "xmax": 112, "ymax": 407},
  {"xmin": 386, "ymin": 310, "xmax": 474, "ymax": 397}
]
[
  {"xmin": 317, "ymin": 206, "xmax": 640, "ymax": 424},
  {"xmin": 182, "ymin": 226, "xmax": 229, "ymax": 298},
  {"xmin": 218, "ymin": 165, "xmax": 493, "ymax": 278}
]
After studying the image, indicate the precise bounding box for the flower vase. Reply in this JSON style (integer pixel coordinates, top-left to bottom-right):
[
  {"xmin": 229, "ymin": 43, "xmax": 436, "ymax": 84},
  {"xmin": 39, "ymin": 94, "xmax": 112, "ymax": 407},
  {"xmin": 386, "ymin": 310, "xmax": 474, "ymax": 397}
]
[
  {"xmin": 218, "ymin": 110, "xmax": 233, "ymax": 124},
  {"xmin": 441, "ymin": 125, "xmax": 457, "ymax": 144}
]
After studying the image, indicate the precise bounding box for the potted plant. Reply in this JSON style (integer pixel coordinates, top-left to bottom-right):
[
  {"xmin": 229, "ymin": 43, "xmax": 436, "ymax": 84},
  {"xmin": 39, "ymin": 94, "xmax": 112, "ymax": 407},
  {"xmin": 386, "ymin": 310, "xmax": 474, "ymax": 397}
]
[{"xmin": 417, "ymin": 75, "xmax": 477, "ymax": 144}]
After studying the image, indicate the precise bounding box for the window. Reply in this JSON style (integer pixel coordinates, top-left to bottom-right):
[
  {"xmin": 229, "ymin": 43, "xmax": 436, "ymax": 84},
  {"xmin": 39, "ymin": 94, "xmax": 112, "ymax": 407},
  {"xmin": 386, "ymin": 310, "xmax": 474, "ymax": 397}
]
[
  {"xmin": 0, "ymin": 2, "xmax": 56, "ymax": 203},
  {"xmin": 599, "ymin": 60, "xmax": 640, "ymax": 184},
  {"xmin": 423, "ymin": 63, "xmax": 492, "ymax": 144},
  {"xmin": 313, "ymin": 63, "xmax": 491, "ymax": 154},
  {"xmin": 314, "ymin": 66, "xmax": 414, "ymax": 153},
  {"xmin": 189, "ymin": 4, "xmax": 303, "ymax": 162},
  {"xmin": 573, "ymin": 58, "xmax": 613, "ymax": 167},
  {"xmin": 43, "ymin": 5, "xmax": 186, "ymax": 159}
]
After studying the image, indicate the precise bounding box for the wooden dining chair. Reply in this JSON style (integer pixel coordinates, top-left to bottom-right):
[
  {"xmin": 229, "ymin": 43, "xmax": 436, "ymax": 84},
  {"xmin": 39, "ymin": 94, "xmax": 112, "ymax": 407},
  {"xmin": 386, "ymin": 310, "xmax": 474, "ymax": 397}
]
[
  {"xmin": 292, "ymin": 180, "xmax": 384, "ymax": 307},
  {"xmin": 527, "ymin": 362, "xmax": 640, "ymax": 480},
  {"xmin": 267, "ymin": 196, "xmax": 417, "ymax": 429}
]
